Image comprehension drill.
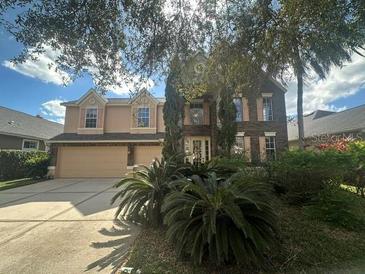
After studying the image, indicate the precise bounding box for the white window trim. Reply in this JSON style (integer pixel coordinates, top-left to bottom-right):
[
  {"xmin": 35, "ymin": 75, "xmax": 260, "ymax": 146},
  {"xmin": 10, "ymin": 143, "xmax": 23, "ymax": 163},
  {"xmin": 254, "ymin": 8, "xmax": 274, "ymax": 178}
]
[
  {"xmin": 263, "ymin": 96, "xmax": 274, "ymax": 121},
  {"xmin": 22, "ymin": 139, "xmax": 39, "ymax": 151},
  {"xmin": 265, "ymin": 135, "xmax": 277, "ymax": 160},
  {"xmin": 189, "ymin": 103, "xmax": 204, "ymax": 125},
  {"xmin": 236, "ymin": 132, "xmax": 245, "ymax": 137},
  {"xmin": 264, "ymin": 132, "xmax": 276, "ymax": 137},
  {"xmin": 137, "ymin": 106, "xmax": 150, "ymax": 128},
  {"xmin": 184, "ymin": 136, "xmax": 211, "ymax": 164},
  {"xmin": 85, "ymin": 107, "xmax": 98, "ymax": 128}
]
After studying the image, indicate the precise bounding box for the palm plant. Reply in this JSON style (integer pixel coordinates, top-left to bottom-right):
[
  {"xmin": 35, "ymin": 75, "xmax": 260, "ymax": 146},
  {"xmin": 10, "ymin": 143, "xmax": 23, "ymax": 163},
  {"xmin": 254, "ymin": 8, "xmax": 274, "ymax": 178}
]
[
  {"xmin": 162, "ymin": 172, "xmax": 278, "ymax": 266},
  {"xmin": 179, "ymin": 161, "xmax": 218, "ymax": 178},
  {"xmin": 111, "ymin": 156, "xmax": 180, "ymax": 227}
]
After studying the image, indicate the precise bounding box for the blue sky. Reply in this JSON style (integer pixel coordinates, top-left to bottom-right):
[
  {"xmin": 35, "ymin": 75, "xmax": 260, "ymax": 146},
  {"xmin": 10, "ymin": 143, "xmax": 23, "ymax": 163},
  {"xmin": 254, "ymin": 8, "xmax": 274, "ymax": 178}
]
[{"xmin": 0, "ymin": 23, "xmax": 364, "ymax": 124}]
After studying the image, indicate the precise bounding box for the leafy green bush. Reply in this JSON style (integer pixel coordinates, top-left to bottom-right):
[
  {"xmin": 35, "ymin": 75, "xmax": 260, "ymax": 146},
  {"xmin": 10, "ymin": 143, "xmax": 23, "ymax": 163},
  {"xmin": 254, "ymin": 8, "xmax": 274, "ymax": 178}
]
[
  {"xmin": 0, "ymin": 150, "xmax": 50, "ymax": 180},
  {"xmin": 304, "ymin": 186, "xmax": 365, "ymax": 231},
  {"xmin": 344, "ymin": 141, "xmax": 365, "ymax": 197},
  {"xmin": 25, "ymin": 153, "xmax": 51, "ymax": 178},
  {"xmin": 162, "ymin": 172, "xmax": 278, "ymax": 266},
  {"xmin": 112, "ymin": 156, "xmax": 180, "ymax": 227},
  {"xmin": 178, "ymin": 161, "xmax": 218, "ymax": 178},
  {"xmin": 268, "ymin": 150, "xmax": 350, "ymax": 205}
]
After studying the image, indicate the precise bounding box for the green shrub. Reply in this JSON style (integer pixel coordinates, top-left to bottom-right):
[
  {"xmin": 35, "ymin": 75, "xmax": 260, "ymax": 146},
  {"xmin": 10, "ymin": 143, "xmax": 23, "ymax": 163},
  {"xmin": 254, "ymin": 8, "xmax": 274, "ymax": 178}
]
[
  {"xmin": 0, "ymin": 150, "xmax": 50, "ymax": 180},
  {"xmin": 179, "ymin": 161, "xmax": 218, "ymax": 178},
  {"xmin": 25, "ymin": 153, "xmax": 51, "ymax": 178},
  {"xmin": 162, "ymin": 172, "xmax": 278, "ymax": 266},
  {"xmin": 304, "ymin": 186, "xmax": 365, "ymax": 231},
  {"xmin": 268, "ymin": 150, "xmax": 350, "ymax": 205},
  {"xmin": 112, "ymin": 156, "xmax": 180, "ymax": 227},
  {"xmin": 344, "ymin": 141, "xmax": 365, "ymax": 197}
]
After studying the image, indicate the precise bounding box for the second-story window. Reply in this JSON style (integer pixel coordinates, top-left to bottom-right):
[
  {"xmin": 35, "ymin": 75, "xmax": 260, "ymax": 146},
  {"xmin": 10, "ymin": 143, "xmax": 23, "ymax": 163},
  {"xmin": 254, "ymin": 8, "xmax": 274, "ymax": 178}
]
[
  {"xmin": 263, "ymin": 96, "xmax": 273, "ymax": 121},
  {"xmin": 137, "ymin": 107, "xmax": 150, "ymax": 127},
  {"xmin": 233, "ymin": 98, "xmax": 243, "ymax": 122},
  {"xmin": 85, "ymin": 108, "xmax": 97, "ymax": 128},
  {"xmin": 190, "ymin": 103, "xmax": 203, "ymax": 125}
]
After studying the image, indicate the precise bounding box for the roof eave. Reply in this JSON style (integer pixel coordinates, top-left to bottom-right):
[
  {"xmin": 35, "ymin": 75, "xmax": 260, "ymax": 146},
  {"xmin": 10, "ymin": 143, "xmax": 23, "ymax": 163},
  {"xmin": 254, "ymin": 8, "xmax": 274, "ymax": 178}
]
[{"xmin": 49, "ymin": 139, "xmax": 164, "ymax": 143}]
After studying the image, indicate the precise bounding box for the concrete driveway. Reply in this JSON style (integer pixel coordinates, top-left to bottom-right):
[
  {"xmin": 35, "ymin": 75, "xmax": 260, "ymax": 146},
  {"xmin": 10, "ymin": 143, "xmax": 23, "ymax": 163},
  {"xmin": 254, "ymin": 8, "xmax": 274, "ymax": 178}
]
[{"xmin": 0, "ymin": 179, "xmax": 140, "ymax": 274}]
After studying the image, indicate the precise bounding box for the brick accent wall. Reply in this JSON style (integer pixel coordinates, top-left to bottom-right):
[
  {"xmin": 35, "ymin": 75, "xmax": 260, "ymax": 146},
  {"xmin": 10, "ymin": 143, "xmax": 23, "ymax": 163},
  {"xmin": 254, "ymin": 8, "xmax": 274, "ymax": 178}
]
[
  {"xmin": 181, "ymin": 79, "xmax": 288, "ymax": 163},
  {"xmin": 237, "ymin": 80, "xmax": 288, "ymax": 163}
]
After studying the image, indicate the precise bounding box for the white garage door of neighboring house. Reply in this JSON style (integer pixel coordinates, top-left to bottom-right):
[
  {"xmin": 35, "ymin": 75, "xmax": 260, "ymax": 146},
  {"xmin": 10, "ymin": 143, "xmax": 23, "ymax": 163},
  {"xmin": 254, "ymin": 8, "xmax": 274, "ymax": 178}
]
[
  {"xmin": 134, "ymin": 145, "xmax": 162, "ymax": 166},
  {"xmin": 56, "ymin": 146, "xmax": 128, "ymax": 178}
]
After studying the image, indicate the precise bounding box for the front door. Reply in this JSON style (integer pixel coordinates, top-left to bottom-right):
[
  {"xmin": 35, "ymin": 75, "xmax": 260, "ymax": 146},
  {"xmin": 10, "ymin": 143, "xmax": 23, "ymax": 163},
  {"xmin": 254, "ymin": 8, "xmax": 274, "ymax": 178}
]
[{"xmin": 185, "ymin": 136, "xmax": 211, "ymax": 164}]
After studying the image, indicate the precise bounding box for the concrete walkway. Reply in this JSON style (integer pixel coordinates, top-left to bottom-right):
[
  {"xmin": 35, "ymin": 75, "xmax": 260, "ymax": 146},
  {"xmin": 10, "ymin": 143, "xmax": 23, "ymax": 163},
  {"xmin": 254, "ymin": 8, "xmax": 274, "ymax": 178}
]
[{"xmin": 0, "ymin": 179, "xmax": 140, "ymax": 274}]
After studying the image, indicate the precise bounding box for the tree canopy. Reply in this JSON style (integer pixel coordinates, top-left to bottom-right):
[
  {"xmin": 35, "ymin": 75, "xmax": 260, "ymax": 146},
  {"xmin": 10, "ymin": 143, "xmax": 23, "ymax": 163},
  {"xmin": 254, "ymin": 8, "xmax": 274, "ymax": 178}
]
[{"xmin": 1, "ymin": 0, "xmax": 365, "ymax": 149}]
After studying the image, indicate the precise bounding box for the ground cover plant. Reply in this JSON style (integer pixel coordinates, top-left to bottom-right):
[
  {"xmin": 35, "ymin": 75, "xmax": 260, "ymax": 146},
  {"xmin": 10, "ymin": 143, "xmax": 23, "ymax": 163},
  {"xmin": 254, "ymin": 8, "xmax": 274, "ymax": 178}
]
[{"xmin": 0, "ymin": 178, "xmax": 45, "ymax": 191}]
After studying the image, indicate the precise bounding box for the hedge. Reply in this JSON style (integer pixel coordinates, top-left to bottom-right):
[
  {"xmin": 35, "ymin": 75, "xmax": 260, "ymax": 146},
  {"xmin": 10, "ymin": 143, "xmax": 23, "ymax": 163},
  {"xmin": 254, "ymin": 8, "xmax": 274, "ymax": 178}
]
[{"xmin": 0, "ymin": 150, "xmax": 50, "ymax": 180}]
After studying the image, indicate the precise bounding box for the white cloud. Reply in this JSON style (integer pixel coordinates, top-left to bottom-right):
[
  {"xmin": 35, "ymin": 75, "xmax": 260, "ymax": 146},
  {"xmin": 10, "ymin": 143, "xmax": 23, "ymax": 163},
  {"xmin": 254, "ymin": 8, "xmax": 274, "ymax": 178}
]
[
  {"xmin": 285, "ymin": 53, "xmax": 365, "ymax": 115},
  {"xmin": 2, "ymin": 45, "xmax": 70, "ymax": 85},
  {"xmin": 40, "ymin": 99, "xmax": 66, "ymax": 124}
]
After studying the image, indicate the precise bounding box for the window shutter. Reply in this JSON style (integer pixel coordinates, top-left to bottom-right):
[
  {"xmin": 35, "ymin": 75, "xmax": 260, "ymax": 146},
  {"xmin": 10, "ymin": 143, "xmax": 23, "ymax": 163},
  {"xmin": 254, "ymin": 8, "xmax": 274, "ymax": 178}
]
[
  {"xmin": 150, "ymin": 106, "xmax": 155, "ymax": 128},
  {"xmin": 203, "ymin": 102, "xmax": 210, "ymax": 125},
  {"xmin": 131, "ymin": 107, "xmax": 138, "ymax": 128},
  {"xmin": 256, "ymin": 97, "xmax": 264, "ymax": 121},
  {"xmin": 244, "ymin": 136, "xmax": 251, "ymax": 162},
  {"xmin": 184, "ymin": 105, "xmax": 191, "ymax": 125},
  {"xmin": 79, "ymin": 108, "xmax": 86, "ymax": 128},
  {"xmin": 97, "ymin": 108, "xmax": 104, "ymax": 128},
  {"xmin": 259, "ymin": 136, "xmax": 266, "ymax": 161},
  {"xmin": 242, "ymin": 97, "xmax": 249, "ymax": 121}
]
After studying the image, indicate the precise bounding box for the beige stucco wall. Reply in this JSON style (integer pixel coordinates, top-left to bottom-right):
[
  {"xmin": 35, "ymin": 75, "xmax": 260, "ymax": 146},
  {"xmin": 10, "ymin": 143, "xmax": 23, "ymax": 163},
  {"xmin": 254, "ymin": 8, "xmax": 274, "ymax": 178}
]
[
  {"xmin": 64, "ymin": 106, "xmax": 80, "ymax": 133},
  {"xmin": 104, "ymin": 106, "xmax": 131, "ymax": 133},
  {"xmin": 56, "ymin": 146, "xmax": 128, "ymax": 178},
  {"xmin": 134, "ymin": 145, "xmax": 162, "ymax": 166},
  {"xmin": 63, "ymin": 94, "xmax": 165, "ymax": 134}
]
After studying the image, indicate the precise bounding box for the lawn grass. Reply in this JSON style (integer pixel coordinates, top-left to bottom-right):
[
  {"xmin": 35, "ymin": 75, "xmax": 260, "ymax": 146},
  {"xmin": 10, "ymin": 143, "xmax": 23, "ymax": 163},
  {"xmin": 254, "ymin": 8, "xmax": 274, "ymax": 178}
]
[
  {"xmin": 122, "ymin": 190, "xmax": 365, "ymax": 274},
  {"xmin": 0, "ymin": 178, "xmax": 45, "ymax": 191}
]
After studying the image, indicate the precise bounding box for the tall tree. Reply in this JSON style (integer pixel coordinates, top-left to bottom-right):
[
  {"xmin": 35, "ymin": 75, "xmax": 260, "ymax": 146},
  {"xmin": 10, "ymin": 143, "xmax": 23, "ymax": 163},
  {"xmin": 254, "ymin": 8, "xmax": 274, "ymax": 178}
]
[
  {"xmin": 162, "ymin": 63, "xmax": 184, "ymax": 159},
  {"xmin": 217, "ymin": 86, "xmax": 237, "ymax": 156},
  {"xmin": 248, "ymin": 0, "xmax": 365, "ymax": 149},
  {"xmin": 0, "ymin": 0, "xmax": 245, "ymax": 91}
]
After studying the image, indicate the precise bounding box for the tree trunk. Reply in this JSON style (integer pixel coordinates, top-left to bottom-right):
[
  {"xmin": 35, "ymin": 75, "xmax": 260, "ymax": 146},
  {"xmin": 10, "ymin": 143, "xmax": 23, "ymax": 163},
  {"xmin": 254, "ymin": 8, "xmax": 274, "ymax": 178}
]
[{"xmin": 297, "ymin": 65, "xmax": 305, "ymax": 150}]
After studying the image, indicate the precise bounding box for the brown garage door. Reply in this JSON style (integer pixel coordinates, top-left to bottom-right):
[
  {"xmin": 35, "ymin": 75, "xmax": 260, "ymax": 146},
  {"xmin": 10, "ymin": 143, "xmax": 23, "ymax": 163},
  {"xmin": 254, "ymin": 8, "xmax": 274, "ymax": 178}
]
[
  {"xmin": 134, "ymin": 145, "xmax": 162, "ymax": 166},
  {"xmin": 56, "ymin": 146, "xmax": 128, "ymax": 178}
]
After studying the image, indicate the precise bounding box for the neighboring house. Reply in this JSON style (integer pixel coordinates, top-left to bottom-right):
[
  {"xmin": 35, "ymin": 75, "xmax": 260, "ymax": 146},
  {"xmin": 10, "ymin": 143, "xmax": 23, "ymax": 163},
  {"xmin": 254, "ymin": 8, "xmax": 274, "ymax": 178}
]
[
  {"xmin": 287, "ymin": 105, "xmax": 365, "ymax": 149},
  {"xmin": 50, "ymin": 83, "xmax": 288, "ymax": 178},
  {"xmin": 0, "ymin": 106, "xmax": 63, "ymax": 151}
]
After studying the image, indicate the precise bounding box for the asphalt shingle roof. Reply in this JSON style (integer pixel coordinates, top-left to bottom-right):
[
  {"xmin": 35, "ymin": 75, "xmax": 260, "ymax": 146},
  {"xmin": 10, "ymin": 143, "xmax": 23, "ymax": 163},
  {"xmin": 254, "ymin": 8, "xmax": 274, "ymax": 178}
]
[
  {"xmin": 0, "ymin": 106, "xmax": 64, "ymax": 140},
  {"xmin": 288, "ymin": 105, "xmax": 365, "ymax": 141},
  {"xmin": 50, "ymin": 132, "xmax": 165, "ymax": 142}
]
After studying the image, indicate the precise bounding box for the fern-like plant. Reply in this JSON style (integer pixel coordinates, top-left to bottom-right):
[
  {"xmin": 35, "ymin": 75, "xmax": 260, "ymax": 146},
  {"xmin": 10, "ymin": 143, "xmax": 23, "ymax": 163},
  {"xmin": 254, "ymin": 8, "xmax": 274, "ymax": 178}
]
[
  {"xmin": 162, "ymin": 172, "xmax": 278, "ymax": 266},
  {"xmin": 111, "ymin": 156, "xmax": 180, "ymax": 227}
]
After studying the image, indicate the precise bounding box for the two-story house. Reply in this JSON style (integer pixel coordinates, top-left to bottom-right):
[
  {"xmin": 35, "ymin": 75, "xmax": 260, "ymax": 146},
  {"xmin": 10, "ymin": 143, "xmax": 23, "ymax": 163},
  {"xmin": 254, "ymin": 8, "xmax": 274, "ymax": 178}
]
[{"xmin": 49, "ymin": 81, "xmax": 287, "ymax": 178}]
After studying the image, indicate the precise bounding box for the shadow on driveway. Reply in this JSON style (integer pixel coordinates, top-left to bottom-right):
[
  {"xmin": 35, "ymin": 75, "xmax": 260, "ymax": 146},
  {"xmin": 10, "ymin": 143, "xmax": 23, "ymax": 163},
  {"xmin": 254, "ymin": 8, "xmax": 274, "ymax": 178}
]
[{"xmin": 87, "ymin": 219, "xmax": 140, "ymax": 274}]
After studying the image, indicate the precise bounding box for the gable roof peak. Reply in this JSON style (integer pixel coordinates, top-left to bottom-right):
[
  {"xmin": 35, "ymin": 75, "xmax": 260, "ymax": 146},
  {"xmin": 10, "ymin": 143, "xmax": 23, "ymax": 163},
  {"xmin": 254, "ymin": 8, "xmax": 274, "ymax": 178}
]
[
  {"xmin": 76, "ymin": 88, "xmax": 107, "ymax": 105},
  {"xmin": 129, "ymin": 89, "xmax": 158, "ymax": 104}
]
